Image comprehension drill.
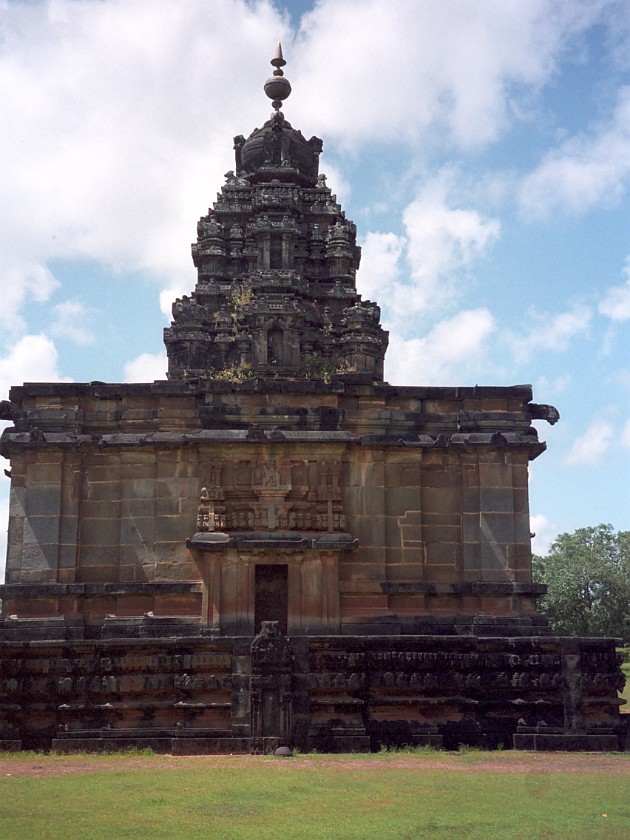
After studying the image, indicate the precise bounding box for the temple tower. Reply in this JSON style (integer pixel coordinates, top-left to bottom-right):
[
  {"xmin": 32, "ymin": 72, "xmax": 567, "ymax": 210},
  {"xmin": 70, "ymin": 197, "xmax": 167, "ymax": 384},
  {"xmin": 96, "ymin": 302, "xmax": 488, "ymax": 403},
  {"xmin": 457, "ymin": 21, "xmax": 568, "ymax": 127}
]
[{"xmin": 164, "ymin": 44, "xmax": 388, "ymax": 383}]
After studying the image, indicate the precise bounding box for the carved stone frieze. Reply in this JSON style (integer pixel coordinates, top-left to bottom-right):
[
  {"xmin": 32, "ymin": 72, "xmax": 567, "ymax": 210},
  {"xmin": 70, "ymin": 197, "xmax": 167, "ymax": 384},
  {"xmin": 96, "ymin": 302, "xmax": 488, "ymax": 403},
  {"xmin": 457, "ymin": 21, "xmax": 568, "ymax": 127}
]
[{"xmin": 196, "ymin": 458, "xmax": 346, "ymax": 533}]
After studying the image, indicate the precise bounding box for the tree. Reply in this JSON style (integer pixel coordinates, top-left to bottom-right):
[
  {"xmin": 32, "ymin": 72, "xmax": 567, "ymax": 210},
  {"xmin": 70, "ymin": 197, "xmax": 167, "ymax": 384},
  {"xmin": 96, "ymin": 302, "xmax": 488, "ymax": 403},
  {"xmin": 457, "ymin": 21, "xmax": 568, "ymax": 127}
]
[{"xmin": 532, "ymin": 523, "xmax": 630, "ymax": 639}]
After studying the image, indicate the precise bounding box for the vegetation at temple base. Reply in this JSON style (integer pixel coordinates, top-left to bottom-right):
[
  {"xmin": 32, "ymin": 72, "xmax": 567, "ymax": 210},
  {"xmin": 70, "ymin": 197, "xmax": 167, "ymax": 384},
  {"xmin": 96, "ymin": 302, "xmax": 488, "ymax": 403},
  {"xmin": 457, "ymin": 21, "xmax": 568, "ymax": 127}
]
[
  {"xmin": 533, "ymin": 524, "xmax": 630, "ymax": 639},
  {"xmin": 0, "ymin": 751, "xmax": 629, "ymax": 839}
]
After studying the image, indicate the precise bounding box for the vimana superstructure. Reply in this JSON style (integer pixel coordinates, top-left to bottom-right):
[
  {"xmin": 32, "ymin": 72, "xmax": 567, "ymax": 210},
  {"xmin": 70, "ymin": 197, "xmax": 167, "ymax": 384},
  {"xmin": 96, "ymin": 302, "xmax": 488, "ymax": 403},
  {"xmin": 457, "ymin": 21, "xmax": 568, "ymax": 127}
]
[
  {"xmin": 0, "ymin": 46, "xmax": 624, "ymax": 753},
  {"xmin": 164, "ymin": 43, "xmax": 387, "ymax": 384}
]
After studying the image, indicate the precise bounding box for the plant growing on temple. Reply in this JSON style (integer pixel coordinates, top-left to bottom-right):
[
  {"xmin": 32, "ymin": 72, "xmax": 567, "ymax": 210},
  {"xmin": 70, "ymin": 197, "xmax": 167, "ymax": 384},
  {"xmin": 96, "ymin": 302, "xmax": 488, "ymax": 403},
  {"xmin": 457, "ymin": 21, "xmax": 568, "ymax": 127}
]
[
  {"xmin": 301, "ymin": 355, "xmax": 347, "ymax": 383},
  {"xmin": 532, "ymin": 524, "xmax": 630, "ymax": 639},
  {"xmin": 210, "ymin": 362, "xmax": 253, "ymax": 382},
  {"xmin": 228, "ymin": 284, "xmax": 252, "ymax": 316}
]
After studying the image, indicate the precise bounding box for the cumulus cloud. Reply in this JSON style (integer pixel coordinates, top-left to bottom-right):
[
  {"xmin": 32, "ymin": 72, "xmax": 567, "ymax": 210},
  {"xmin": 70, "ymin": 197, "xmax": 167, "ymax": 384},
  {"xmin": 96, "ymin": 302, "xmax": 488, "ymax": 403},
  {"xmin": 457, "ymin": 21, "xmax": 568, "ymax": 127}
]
[
  {"xmin": 565, "ymin": 418, "xmax": 615, "ymax": 465},
  {"xmin": 49, "ymin": 299, "xmax": 96, "ymax": 345},
  {"xmin": 398, "ymin": 172, "xmax": 500, "ymax": 317},
  {"xmin": 357, "ymin": 172, "xmax": 500, "ymax": 336},
  {"xmin": 0, "ymin": 263, "xmax": 59, "ymax": 335},
  {"xmin": 519, "ymin": 86, "xmax": 630, "ymax": 219},
  {"xmin": 0, "ymin": 0, "xmax": 289, "ymax": 332},
  {"xmin": 0, "ymin": 334, "xmax": 71, "ymax": 399},
  {"xmin": 356, "ymin": 231, "xmax": 405, "ymax": 303},
  {"xmin": 534, "ymin": 374, "xmax": 571, "ymax": 396},
  {"xmin": 599, "ymin": 258, "xmax": 630, "ymax": 321},
  {"xmin": 293, "ymin": 0, "xmax": 608, "ymax": 151},
  {"xmin": 385, "ymin": 308, "xmax": 496, "ymax": 385},
  {"xmin": 504, "ymin": 305, "xmax": 592, "ymax": 364},
  {"xmin": 123, "ymin": 352, "xmax": 168, "ymax": 383},
  {"xmin": 0, "ymin": 0, "xmax": 618, "ymax": 355},
  {"xmin": 530, "ymin": 513, "xmax": 560, "ymax": 556}
]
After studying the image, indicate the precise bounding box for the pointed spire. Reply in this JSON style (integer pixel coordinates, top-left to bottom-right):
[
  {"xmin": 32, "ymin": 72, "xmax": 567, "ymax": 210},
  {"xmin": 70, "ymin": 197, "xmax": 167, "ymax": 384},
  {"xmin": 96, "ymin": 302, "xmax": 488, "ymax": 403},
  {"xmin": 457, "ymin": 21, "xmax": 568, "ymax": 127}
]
[
  {"xmin": 264, "ymin": 41, "xmax": 291, "ymax": 111},
  {"xmin": 271, "ymin": 42, "xmax": 286, "ymax": 70}
]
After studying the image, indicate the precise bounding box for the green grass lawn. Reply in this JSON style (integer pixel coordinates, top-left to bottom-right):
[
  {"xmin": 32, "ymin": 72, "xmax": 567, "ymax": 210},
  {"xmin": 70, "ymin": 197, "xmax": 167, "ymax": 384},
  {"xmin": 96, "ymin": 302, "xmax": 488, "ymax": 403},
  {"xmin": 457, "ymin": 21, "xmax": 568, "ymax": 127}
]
[{"xmin": 0, "ymin": 752, "xmax": 629, "ymax": 840}]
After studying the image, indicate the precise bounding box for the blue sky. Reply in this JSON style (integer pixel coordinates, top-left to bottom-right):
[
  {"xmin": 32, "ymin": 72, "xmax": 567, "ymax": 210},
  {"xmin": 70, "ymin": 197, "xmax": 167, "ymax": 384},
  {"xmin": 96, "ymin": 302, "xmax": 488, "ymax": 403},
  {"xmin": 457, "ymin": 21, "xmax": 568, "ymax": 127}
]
[{"xmin": 1, "ymin": 0, "xmax": 629, "ymax": 575}]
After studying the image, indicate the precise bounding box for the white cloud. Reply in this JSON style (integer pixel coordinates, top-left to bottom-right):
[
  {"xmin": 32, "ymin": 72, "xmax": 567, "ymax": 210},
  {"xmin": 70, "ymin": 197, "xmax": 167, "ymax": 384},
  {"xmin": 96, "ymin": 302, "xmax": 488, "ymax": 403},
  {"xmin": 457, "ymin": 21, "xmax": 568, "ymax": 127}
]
[
  {"xmin": 0, "ymin": 0, "xmax": 617, "ymax": 352},
  {"xmin": 519, "ymin": 86, "xmax": 630, "ymax": 219},
  {"xmin": 621, "ymin": 417, "xmax": 630, "ymax": 449},
  {"xmin": 565, "ymin": 418, "xmax": 615, "ymax": 465},
  {"xmin": 356, "ymin": 231, "xmax": 405, "ymax": 303},
  {"xmin": 599, "ymin": 258, "xmax": 630, "ymax": 321},
  {"xmin": 0, "ymin": 263, "xmax": 59, "ymax": 335},
  {"xmin": 357, "ymin": 172, "xmax": 500, "ymax": 335},
  {"xmin": 0, "ymin": 334, "xmax": 71, "ymax": 399},
  {"xmin": 0, "ymin": 0, "xmax": 290, "ymax": 331},
  {"xmin": 534, "ymin": 374, "xmax": 571, "ymax": 397},
  {"xmin": 293, "ymin": 0, "xmax": 608, "ymax": 151},
  {"xmin": 398, "ymin": 172, "xmax": 500, "ymax": 317},
  {"xmin": 530, "ymin": 513, "xmax": 560, "ymax": 556},
  {"xmin": 385, "ymin": 308, "xmax": 496, "ymax": 385},
  {"xmin": 49, "ymin": 299, "xmax": 96, "ymax": 345},
  {"xmin": 504, "ymin": 305, "xmax": 592, "ymax": 364},
  {"xmin": 124, "ymin": 352, "xmax": 168, "ymax": 383}
]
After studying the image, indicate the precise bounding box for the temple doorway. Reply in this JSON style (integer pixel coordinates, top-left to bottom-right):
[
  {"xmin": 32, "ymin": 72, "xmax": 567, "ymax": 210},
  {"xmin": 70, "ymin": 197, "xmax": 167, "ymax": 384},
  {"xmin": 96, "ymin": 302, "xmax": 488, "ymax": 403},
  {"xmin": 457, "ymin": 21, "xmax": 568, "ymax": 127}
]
[{"xmin": 254, "ymin": 564, "xmax": 288, "ymax": 634}]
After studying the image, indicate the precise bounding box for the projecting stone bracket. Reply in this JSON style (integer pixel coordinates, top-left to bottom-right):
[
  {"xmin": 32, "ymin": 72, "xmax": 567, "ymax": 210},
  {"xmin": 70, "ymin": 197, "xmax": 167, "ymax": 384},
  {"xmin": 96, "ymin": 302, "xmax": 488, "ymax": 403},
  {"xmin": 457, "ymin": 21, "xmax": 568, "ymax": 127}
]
[{"xmin": 529, "ymin": 403, "xmax": 560, "ymax": 425}]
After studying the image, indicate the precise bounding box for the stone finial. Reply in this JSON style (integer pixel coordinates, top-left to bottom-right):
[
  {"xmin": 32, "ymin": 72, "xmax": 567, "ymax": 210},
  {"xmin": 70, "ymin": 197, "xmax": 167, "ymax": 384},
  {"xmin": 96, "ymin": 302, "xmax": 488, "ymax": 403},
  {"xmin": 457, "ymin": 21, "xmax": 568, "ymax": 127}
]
[{"xmin": 264, "ymin": 41, "xmax": 291, "ymax": 111}]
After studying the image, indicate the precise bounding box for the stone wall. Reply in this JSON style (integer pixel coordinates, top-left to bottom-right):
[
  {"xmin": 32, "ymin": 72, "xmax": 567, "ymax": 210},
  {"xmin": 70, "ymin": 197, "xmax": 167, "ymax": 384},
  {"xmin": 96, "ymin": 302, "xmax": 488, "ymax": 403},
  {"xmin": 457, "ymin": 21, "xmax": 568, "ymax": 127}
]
[
  {"xmin": 1, "ymin": 379, "xmax": 546, "ymax": 635},
  {"xmin": 0, "ymin": 622, "xmax": 623, "ymax": 752}
]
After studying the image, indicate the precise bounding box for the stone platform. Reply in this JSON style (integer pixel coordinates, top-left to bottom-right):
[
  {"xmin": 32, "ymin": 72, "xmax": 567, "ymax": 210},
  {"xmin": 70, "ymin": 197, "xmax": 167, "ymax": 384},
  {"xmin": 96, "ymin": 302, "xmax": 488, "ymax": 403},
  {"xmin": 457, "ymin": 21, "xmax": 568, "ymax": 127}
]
[{"xmin": 0, "ymin": 618, "xmax": 624, "ymax": 753}]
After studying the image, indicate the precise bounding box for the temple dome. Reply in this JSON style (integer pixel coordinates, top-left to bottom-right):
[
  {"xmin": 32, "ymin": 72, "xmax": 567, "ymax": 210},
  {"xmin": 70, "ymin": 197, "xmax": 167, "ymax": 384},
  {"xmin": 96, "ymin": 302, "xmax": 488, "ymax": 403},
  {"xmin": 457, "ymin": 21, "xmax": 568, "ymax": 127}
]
[
  {"xmin": 232, "ymin": 42, "xmax": 322, "ymax": 186},
  {"xmin": 235, "ymin": 112, "xmax": 323, "ymax": 186}
]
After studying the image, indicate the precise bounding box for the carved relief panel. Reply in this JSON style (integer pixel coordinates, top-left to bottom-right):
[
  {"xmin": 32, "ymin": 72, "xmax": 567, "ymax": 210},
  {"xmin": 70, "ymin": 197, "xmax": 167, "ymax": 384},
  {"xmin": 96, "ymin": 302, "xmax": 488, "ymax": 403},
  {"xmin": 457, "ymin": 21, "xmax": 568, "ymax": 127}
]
[{"xmin": 196, "ymin": 458, "xmax": 346, "ymax": 533}]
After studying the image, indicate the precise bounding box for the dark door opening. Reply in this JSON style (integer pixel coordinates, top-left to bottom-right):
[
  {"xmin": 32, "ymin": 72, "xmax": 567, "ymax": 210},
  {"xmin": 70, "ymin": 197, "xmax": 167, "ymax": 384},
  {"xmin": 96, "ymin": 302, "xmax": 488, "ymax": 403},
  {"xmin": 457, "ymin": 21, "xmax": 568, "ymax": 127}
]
[{"xmin": 255, "ymin": 564, "xmax": 288, "ymax": 634}]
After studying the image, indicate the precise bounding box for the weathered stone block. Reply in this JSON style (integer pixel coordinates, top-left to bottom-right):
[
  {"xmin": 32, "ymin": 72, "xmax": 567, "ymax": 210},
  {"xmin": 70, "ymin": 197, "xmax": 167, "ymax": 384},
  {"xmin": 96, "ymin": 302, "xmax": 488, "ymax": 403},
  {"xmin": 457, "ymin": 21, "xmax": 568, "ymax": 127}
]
[
  {"xmin": 77, "ymin": 546, "xmax": 120, "ymax": 567},
  {"xmin": 422, "ymin": 525, "xmax": 460, "ymax": 546},
  {"xmin": 387, "ymin": 487, "xmax": 422, "ymax": 514},
  {"xmin": 76, "ymin": 564, "xmax": 119, "ymax": 583},
  {"xmin": 25, "ymin": 463, "xmax": 63, "ymax": 484},
  {"xmin": 384, "ymin": 463, "xmax": 421, "ymax": 488},
  {"xmin": 80, "ymin": 518, "xmax": 121, "ymax": 546},
  {"xmin": 421, "ymin": 511, "xmax": 461, "ymax": 529},
  {"xmin": 155, "ymin": 516, "xmax": 190, "ymax": 542},
  {"xmin": 478, "ymin": 462, "xmax": 512, "ymax": 487},
  {"xmin": 20, "ymin": 540, "xmax": 57, "ymax": 572},
  {"xmin": 83, "ymin": 481, "xmax": 121, "ymax": 502},
  {"xmin": 425, "ymin": 542, "xmax": 460, "ymax": 567},
  {"xmin": 480, "ymin": 512, "xmax": 515, "ymax": 544},
  {"xmin": 479, "ymin": 487, "xmax": 515, "ymax": 513},
  {"xmin": 23, "ymin": 516, "xmax": 60, "ymax": 545},
  {"xmin": 120, "ymin": 517, "xmax": 156, "ymax": 545},
  {"xmin": 24, "ymin": 487, "xmax": 61, "ymax": 517}
]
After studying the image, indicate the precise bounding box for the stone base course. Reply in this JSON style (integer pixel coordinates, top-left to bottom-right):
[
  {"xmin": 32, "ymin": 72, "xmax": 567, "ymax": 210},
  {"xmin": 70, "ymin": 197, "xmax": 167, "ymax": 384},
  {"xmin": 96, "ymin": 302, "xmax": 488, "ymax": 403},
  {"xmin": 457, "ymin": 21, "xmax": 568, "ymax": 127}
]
[{"xmin": 0, "ymin": 621, "xmax": 623, "ymax": 753}]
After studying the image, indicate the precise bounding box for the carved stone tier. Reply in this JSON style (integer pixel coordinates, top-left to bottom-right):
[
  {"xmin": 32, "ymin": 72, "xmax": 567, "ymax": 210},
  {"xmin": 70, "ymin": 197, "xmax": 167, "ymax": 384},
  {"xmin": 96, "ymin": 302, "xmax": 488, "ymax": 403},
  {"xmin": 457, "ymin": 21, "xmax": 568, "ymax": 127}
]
[
  {"xmin": 164, "ymin": 110, "xmax": 388, "ymax": 381},
  {"xmin": 0, "ymin": 625, "xmax": 623, "ymax": 753}
]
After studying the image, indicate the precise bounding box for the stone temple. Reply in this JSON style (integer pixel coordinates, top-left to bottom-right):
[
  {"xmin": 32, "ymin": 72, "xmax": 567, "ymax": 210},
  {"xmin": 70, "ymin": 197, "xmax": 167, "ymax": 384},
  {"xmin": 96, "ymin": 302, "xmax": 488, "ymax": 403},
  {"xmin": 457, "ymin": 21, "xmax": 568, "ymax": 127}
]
[{"xmin": 0, "ymin": 46, "xmax": 624, "ymax": 753}]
